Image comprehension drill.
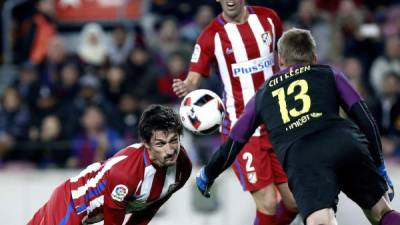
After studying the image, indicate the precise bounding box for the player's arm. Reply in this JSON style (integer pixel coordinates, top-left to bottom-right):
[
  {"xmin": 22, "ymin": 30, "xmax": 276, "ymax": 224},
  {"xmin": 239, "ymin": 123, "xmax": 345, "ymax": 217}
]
[
  {"xmin": 172, "ymin": 71, "xmax": 203, "ymax": 98},
  {"xmin": 125, "ymin": 196, "xmax": 171, "ymax": 225},
  {"xmin": 103, "ymin": 170, "xmax": 134, "ymax": 225},
  {"xmin": 333, "ymin": 68, "xmax": 384, "ymax": 166},
  {"xmin": 333, "ymin": 68, "xmax": 394, "ymax": 200},
  {"xmin": 196, "ymin": 97, "xmax": 261, "ymax": 197},
  {"xmin": 173, "ymin": 28, "xmax": 215, "ymax": 98}
]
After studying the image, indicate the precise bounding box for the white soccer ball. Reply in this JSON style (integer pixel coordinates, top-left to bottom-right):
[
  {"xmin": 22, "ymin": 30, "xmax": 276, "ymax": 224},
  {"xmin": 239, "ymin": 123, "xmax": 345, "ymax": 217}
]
[{"xmin": 180, "ymin": 89, "xmax": 225, "ymax": 135}]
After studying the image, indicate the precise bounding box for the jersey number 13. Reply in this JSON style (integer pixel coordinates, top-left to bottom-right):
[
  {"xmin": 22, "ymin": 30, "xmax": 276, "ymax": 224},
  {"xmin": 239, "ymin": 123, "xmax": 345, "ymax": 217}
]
[{"xmin": 271, "ymin": 79, "xmax": 311, "ymax": 123}]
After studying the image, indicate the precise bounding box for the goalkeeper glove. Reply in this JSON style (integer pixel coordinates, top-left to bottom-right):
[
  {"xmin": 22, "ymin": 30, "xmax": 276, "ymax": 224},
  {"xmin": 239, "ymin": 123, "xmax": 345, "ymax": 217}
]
[
  {"xmin": 196, "ymin": 167, "xmax": 213, "ymax": 198},
  {"xmin": 378, "ymin": 163, "xmax": 395, "ymax": 201}
]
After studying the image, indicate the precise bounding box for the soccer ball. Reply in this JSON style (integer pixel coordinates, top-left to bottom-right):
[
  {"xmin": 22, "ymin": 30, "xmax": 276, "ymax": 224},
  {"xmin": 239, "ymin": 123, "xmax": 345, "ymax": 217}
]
[{"xmin": 180, "ymin": 89, "xmax": 225, "ymax": 135}]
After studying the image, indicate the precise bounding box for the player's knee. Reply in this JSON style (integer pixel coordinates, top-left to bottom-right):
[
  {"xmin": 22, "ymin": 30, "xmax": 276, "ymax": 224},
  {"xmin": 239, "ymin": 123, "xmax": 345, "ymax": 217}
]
[
  {"xmin": 306, "ymin": 209, "xmax": 336, "ymax": 225},
  {"xmin": 254, "ymin": 192, "xmax": 278, "ymax": 214}
]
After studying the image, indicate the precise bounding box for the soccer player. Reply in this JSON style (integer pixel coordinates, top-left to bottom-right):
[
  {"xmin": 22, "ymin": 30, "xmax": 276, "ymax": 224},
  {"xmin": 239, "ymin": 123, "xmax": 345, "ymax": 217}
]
[
  {"xmin": 172, "ymin": 1, "xmax": 297, "ymax": 224},
  {"xmin": 27, "ymin": 105, "xmax": 192, "ymax": 225},
  {"xmin": 196, "ymin": 28, "xmax": 400, "ymax": 225}
]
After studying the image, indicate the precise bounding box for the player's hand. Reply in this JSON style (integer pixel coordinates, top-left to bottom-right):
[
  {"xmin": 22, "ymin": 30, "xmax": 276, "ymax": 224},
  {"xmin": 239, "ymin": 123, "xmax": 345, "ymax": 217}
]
[
  {"xmin": 172, "ymin": 79, "xmax": 190, "ymax": 98},
  {"xmin": 196, "ymin": 167, "xmax": 213, "ymax": 198},
  {"xmin": 378, "ymin": 163, "xmax": 395, "ymax": 201}
]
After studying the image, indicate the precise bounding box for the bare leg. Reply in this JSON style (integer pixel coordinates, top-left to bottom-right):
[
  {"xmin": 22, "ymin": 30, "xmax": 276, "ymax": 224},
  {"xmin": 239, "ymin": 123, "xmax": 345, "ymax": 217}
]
[{"xmin": 306, "ymin": 208, "xmax": 337, "ymax": 225}]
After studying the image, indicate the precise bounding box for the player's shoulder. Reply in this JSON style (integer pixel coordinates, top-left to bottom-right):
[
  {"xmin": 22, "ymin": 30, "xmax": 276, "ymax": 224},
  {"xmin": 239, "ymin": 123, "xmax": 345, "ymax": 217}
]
[
  {"xmin": 107, "ymin": 143, "xmax": 145, "ymax": 180},
  {"xmin": 250, "ymin": 6, "xmax": 279, "ymax": 18},
  {"xmin": 111, "ymin": 143, "xmax": 146, "ymax": 168},
  {"xmin": 311, "ymin": 64, "xmax": 337, "ymax": 75}
]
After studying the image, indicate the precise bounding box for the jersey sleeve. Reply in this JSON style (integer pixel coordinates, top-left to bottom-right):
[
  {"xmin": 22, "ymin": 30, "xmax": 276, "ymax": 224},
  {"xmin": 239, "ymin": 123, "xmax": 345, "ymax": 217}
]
[
  {"xmin": 103, "ymin": 162, "xmax": 139, "ymax": 225},
  {"xmin": 331, "ymin": 67, "xmax": 362, "ymax": 110},
  {"xmin": 332, "ymin": 66, "xmax": 384, "ymax": 166},
  {"xmin": 189, "ymin": 26, "xmax": 215, "ymax": 77}
]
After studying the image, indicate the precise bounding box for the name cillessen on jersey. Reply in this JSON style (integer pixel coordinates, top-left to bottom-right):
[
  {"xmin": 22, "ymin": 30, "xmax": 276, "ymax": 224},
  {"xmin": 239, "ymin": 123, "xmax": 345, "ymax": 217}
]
[
  {"xmin": 268, "ymin": 65, "xmax": 311, "ymax": 87},
  {"xmin": 231, "ymin": 54, "xmax": 274, "ymax": 77}
]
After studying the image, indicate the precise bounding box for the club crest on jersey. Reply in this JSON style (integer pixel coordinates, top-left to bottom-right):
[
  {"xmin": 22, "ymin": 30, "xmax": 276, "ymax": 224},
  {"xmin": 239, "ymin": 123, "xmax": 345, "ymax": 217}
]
[
  {"xmin": 261, "ymin": 32, "xmax": 272, "ymax": 45},
  {"xmin": 112, "ymin": 184, "xmax": 129, "ymax": 202},
  {"xmin": 247, "ymin": 172, "xmax": 258, "ymax": 184},
  {"xmin": 191, "ymin": 44, "xmax": 201, "ymax": 63}
]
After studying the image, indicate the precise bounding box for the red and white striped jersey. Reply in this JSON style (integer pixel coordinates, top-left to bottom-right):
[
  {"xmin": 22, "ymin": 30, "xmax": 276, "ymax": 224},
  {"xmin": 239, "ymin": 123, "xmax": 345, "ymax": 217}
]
[
  {"xmin": 189, "ymin": 6, "xmax": 282, "ymax": 136},
  {"xmin": 68, "ymin": 143, "xmax": 192, "ymax": 225}
]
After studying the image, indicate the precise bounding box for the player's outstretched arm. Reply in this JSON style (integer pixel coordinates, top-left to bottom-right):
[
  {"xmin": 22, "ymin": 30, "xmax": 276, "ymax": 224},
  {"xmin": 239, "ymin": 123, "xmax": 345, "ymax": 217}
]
[
  {"xmin": 172, "ymin": 71, "xmax": 203, "ymax": 98},
  {"xmin": 348, "ymin": 101, "xmax": 395, "ymax": 200},
  {"xmin": 196, "ymin": 137, "xmax": 245, "ymax": 198},
  {"xmin": 196, "ymin": 96, "xmax": 260, "ymax": 197}
]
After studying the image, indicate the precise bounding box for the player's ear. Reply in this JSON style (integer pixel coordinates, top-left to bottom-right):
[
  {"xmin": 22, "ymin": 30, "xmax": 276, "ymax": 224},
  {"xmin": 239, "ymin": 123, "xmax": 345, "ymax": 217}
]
[{"xmin": 278, "ymin": 53, "xmax": 285, "ymax": 67}]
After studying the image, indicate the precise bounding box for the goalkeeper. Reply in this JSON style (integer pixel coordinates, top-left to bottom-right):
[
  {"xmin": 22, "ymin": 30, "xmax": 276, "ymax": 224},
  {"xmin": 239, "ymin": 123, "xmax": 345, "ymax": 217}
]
[{"xmin": 197, "ymin": 28, "xmax": 399, "ymax": 225}]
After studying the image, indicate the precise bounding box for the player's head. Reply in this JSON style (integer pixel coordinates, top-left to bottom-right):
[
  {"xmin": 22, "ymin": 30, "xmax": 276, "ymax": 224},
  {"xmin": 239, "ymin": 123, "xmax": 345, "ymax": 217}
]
[
  {"xmin": 277, "ymin": 28, "xmax": 317, "ymax": 66},
  {"xmin": 139, "ymin": 104, "xmax": 183, "ymax": 167},
  {"xmin": 217, "ymin": 0, "xmax": 247, "ymax": 22}
]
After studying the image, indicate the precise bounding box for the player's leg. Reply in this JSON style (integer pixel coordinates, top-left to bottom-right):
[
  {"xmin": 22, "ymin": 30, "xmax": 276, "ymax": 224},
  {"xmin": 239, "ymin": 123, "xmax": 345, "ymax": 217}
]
[
  {"xmin": 284, "ymin": 131, "xmax": 341, "ymax": 225},
  {"xmin": 363, "ymin": 197, "xmax": 400, "ymax": 225},
  {"xmin": 251, "ymin": 184, "xmax": 279, "ymax": 224},
  {"xmin": 230, "ymin": 136, "xmax": 278, "ymax": 225},
  {"xmin": 269, "ymin": 149, "xmax": 298, "ymax": 224},
  {"xmin": 275, "ymin": 183, "xmax": 298, "ymax": 224},
  {"xmin": 305, "ymin": 208, "xmax": 337, "ymax": 225}
]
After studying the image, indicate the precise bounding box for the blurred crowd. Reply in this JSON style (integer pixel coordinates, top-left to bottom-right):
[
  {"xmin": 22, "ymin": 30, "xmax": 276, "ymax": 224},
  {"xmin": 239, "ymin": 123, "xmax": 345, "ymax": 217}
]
[{"xmin": 0, "ymin": 0, "xmax": 399, "ymax": 169}]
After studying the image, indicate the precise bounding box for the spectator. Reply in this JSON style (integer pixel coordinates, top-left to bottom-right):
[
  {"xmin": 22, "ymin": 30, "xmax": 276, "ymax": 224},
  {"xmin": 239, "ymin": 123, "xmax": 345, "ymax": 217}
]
[
  {"xmin": 78, "ymin": 23, "xmax": 107, "ymax": 68},
  {"xmin": 28, "ymin": 115, "xmax": 70, "ymax": 168},
  {"xmin": 102, "ymin": 65, "xmax": 128, "ymax": 105},
  {"xmin": 28, "ymin": 86, "xmax": 59, "ymax": 140},
  {"xmin": 60, "ymin": 74, "xmax": 116, "ymax": 137},
  {"xmin": 12, "ymin": 63, "xmax": 40, "ymax": 109},
  {"xmin": 37, "ymin": 36, "xmax": 68, "ymax": 88},
  {"xmin": 54, "ymin": 61, "xmax": 81, "ymax": 105},
  {"xmin": 115, "ymin": 94, "xmax": 142, "ymax": 146},
  {"xmin": 0, "ymin": 87, "xmax": 30, "ymax": 161},
  {"xmin": 370, "ymin": 35, "xmax": 400, "ymax": 94},
  {"xmin": 180, "ymin": 5, "xmax": 215, "ymax": 44},
  {"xmin": 107, "ymin": 25, "xmax": 134, "ymax": 65},
  {"xmin": 157, "ymin": 52, "xmax": 187, "ymax": 104},
  {"xmin": 124, "ymin": 46, "xmax": 160, "ymax": 100},
  {"xmin": 369, "ymin": 72, "xmax": 400, "ymax": 159},
  {"xmin": 286, "ymin": 0, "xmax": 332, "ymax": 62},
  {"xmin": 151, "ymin": 18, "xmax": 190, "ymax": 66},
  {"xmin": 67, "ymin": 105, "xmax": 123, "ymax": 168},
  {"xmin": 11, "ymin": 0, "xmax": 56, "ymax": 64}
]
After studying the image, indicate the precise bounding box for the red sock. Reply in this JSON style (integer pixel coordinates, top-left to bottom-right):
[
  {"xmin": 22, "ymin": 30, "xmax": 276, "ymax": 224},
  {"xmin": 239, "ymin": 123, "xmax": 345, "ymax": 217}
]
[
  {"xmin": 275, "ymin": 201, "xmax": 297, "ymax": 225},
  {"xmin": 254, "ymin": 210, "xmax": 277, "ymax": 225}
]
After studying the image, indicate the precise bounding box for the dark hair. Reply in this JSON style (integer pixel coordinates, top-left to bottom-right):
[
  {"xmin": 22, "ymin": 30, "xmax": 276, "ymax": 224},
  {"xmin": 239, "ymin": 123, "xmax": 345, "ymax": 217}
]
[{"xmin": 139, "ymin": 104, "xmax": 183, "ymax": 143}]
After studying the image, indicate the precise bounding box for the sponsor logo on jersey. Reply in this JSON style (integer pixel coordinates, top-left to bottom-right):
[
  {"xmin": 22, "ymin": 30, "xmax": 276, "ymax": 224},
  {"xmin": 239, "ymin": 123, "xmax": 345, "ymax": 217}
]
[
  {"xmin": 191, "ymin": 44, "xmax": 201, "ymax": 63},
  {"xmin": 111, "ymin": 184, "xmax": 129, "ymax": 202},
  {"xmin": 231, "ymin": 55, "xmax": 274, "ymax": 77}
]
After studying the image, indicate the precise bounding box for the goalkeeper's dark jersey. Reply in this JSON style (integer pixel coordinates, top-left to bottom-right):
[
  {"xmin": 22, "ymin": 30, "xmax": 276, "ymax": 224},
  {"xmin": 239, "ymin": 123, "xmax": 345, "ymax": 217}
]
[{"xmin": 231, "ymin": 64, "xmax": 365, "ymax": 163}]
